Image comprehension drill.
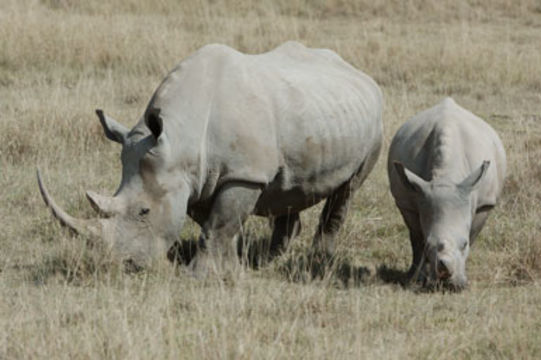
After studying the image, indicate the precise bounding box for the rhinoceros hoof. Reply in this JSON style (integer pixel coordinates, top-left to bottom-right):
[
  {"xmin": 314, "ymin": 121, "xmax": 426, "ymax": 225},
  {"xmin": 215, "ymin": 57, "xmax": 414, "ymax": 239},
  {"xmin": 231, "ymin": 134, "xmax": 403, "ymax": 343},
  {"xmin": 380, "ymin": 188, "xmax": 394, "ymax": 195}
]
[
  {"xmin": 189, "ymin": 253, "xmax": 212, "ymax": 280},
  {"xmin": 406, "ymin": 264, "xmax": 428, "ymax": 288},
  {"xmin": 189, "ymin": 253, "xmax": 241, "ymax": 281},
  {"xmin": 309, "ymin": 248, "xmax": 334, "ymax": 266}
]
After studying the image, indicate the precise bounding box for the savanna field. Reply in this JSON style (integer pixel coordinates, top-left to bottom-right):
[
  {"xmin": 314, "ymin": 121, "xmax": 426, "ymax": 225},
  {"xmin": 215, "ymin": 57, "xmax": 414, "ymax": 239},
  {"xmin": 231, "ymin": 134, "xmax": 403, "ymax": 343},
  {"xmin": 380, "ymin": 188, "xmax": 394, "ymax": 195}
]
[{"xmin": 1, "ymin": 0, "xmax": 541, "ymax": 358}]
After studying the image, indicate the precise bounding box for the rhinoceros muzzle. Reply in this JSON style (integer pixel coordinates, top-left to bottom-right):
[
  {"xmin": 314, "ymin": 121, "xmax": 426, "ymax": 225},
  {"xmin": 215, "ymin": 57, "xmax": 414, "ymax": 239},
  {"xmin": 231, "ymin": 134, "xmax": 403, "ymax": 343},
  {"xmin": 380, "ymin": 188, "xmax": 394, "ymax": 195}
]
[
  {"xmin": 428, "ymin": 256, "xmax": 468, "ymax": 292},
  {"xmin": 407, "ymin": 250, "xmax": 467, "ymax": 292},
  {"xmin": 436, "ymin": 259, "xmax": 452, "ymax": 280}
]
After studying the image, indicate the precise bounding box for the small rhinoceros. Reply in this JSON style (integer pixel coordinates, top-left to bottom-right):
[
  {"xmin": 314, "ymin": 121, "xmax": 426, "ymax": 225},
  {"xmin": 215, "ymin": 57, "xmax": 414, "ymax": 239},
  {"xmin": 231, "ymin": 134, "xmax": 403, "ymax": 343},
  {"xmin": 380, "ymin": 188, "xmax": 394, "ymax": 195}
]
[
  {"xmin": 38, "ymin": 41, "xmax": 383, "ymax": 274},
  {"xmin": 387, "ymin": 98, "xmax": 506, "ymax": 290}
]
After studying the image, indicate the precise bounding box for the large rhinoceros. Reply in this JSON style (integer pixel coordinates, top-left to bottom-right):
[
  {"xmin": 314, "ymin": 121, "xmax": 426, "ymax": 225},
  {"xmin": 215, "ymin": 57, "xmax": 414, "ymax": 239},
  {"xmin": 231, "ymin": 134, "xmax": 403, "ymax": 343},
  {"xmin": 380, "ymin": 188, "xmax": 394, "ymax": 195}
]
[
  {"xmin": 388, "ymin": 97, "xmax": 506, "ymax": 290},
  {"xmin": 38, "ymin": 41, "xmax": 383, "ymax": 274}
]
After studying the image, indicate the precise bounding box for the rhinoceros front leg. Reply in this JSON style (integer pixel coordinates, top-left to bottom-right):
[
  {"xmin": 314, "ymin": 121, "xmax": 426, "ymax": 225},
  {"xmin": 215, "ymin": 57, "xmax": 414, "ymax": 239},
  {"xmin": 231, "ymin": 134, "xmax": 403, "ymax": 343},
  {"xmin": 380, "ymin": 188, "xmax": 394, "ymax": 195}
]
[
  {"xmin": 312, "ymin": 180, "xmax": 353, "ymax": 260},
  {"xmin": 398, "ymin": 207, "xmax": 426, "ymax": 284},
  {"xmin": 190, "ymin": 182, "xmax": 262, "ymax": 278},
  {"xmin": 269, "ymin": 212, "xmax": 302, "ymax": 258}
]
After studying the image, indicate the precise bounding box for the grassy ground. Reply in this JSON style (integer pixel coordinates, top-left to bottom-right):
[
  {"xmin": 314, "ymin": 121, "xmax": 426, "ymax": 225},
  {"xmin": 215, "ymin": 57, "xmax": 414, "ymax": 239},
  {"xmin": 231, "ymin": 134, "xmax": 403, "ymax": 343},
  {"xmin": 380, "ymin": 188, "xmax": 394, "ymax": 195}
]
[{"xmin": 1, "ymin": 0, "xmax": 541, "ymax": 358}]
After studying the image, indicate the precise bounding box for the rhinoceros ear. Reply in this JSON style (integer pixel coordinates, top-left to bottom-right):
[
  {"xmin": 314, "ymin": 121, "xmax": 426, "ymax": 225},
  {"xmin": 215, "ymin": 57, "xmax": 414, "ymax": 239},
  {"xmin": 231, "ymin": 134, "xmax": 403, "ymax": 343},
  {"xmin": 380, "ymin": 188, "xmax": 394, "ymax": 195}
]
[
  {"xmin": 459, "ymin": 161, "xmax": 490, "ymax": 191},
  {"xmin": 96, "ymin": 109, "xmax": 129, "ymax": 144},
  {"xmin": 145, "ymin": 108, "xmax": 163, "ymax": 140},
  {"xmin": 393, "ymin": 161, "xmax": 428, "ymax": 194}
]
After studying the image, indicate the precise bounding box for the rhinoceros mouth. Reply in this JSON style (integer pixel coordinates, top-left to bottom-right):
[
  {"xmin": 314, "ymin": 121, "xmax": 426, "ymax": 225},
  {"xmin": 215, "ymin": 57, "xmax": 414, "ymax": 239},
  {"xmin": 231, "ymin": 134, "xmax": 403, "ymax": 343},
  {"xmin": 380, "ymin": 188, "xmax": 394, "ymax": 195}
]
[
  {"xmin": 37, "ymin": 168, "xmax": 102, "ymax": 237},
  {"xmin": 407, "ymin": 254, "xmax": 467, "ymax": 292},
  {"xmin": 424, "ymin": 275, "xmax": 467, "ymax": 292}
]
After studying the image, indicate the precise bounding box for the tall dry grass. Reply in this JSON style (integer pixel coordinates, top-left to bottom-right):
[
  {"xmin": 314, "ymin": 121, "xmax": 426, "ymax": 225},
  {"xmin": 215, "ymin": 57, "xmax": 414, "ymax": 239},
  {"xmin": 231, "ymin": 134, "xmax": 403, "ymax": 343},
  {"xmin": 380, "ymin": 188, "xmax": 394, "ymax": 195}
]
[{"xmin": 1, "ymin": 0, "xmax": 541, "ymax": 358}]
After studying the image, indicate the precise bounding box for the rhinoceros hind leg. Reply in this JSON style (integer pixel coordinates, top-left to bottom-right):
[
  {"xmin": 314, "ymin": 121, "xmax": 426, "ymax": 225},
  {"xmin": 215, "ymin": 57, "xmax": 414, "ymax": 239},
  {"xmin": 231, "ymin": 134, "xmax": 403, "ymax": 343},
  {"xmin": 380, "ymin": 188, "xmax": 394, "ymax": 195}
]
[
  {"xmin": 311, "ymin": 180, "xmax": 353, "ymax": 259},
  {"xmin": 190, "ymin": 182, "xmax": 262, "ymax": 278},
  {"xmin": 269, "ymin": 212, "xmax": 302, "ymax": 258}
]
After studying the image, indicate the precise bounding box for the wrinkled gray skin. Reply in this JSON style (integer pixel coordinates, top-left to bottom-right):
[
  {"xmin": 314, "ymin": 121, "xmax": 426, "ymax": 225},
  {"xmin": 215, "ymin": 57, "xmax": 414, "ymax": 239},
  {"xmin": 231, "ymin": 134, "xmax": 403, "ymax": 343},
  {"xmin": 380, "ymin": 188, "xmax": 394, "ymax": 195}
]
[
  {"xmin": 38, "ymin": 42, "xmax": 383, "ymax": 275},
  {"xmin": 388, "ymin": 98, "xmax": 506, "ymax": 291}
]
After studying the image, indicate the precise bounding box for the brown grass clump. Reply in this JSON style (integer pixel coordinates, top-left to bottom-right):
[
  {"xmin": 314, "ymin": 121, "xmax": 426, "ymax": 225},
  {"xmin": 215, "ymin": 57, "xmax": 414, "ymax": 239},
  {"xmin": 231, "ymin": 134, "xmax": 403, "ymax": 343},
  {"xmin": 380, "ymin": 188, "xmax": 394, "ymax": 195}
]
[{"xmin": 1, "ymin": 0, "xmax": 541, "ymax": 358}]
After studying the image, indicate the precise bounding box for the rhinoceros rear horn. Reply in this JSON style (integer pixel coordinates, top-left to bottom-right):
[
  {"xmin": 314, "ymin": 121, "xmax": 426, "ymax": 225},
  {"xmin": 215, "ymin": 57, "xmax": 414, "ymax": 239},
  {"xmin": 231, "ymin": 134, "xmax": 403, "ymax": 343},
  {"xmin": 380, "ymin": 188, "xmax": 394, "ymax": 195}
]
[
  {"xmin": 37, "ymin": 168, "xmax": 101, "ymax": 237},
  {"xmin": 96, "ymin": 109, "xmax": 129, "ymax": 144},
  {"xmin": 86, "ymin": 190, "xmax": 118, "ymax": 217}
]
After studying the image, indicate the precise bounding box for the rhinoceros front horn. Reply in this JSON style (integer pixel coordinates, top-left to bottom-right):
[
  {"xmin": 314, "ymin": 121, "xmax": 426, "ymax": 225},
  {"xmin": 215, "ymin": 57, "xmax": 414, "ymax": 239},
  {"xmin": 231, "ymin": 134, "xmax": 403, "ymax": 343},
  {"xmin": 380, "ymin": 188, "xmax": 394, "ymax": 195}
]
[{"xmin": 37, "ymin": 168, "xmax": 101, "ymax": 237}]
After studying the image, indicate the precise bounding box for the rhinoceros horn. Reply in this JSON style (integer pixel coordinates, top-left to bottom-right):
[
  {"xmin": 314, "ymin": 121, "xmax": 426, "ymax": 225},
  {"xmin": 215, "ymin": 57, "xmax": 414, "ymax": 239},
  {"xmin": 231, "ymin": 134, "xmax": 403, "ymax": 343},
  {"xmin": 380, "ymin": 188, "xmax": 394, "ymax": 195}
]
[
  {"xmin": 86, "ymin": 190, "xmax": 120, "ymax": 217},
  {"xmin": 37, "ymin": 168, "xmax": 101, "ymax": 237}
]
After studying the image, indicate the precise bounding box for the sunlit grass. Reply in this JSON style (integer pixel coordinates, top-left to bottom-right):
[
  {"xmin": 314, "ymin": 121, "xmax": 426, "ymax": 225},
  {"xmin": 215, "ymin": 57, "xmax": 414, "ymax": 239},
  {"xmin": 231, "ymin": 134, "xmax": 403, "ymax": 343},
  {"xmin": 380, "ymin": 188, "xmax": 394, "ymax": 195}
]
[{"xmin": 1, "ymin": 0, "xmax": 541, "ymax": 358}]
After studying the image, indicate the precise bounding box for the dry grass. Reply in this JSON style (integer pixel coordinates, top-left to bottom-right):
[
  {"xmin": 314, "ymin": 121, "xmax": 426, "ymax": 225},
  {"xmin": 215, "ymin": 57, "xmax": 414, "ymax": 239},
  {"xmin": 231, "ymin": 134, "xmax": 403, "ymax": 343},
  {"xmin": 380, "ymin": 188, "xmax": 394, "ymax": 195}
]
[{"xmin": 1, "ymin": 0, "xmax": 541, "ymax": 358}]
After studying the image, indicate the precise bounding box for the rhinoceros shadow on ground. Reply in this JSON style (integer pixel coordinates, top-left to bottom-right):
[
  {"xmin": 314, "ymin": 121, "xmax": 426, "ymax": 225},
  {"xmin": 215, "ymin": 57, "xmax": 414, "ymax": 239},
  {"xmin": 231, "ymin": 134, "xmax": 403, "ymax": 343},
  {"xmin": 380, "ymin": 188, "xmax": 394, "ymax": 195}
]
[
  {"xmin": 167, "ymin": 235, "xmax": 408, "ymax": 288},
  {"xmin": 276, "ymin": 252, "xmax": 411, "ymax": 288},
  {"xmin": 375, "ymin": 265, "xmax": 409, "ymax": 286},
  {"xmin": 167, "ymin": 238, "xmax": 199, "ymax": 266},
  {"xmin": 26, "ymin": 232, "xmax": 407, "ymax": 287},
  {"xmin": 276, "ymin": 252, "xmax": 373, "ymax": 287},
  {"xmin": 166, "ymin": 234, "xmax": 276, "ymax": 270},
  {"xmin": 26, "ymin": 233, "xmax": 408, "ymax": 287}
]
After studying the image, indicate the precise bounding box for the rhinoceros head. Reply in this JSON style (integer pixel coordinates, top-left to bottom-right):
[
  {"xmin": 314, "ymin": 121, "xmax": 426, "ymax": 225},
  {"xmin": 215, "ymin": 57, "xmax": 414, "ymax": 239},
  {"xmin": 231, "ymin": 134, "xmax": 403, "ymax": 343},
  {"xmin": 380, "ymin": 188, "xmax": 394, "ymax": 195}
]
[
  {"xmin": 394, "ymin": 161, "xmax": 491, "ymax": 290},
  {"xmin": 38, "ymin": 109, "xmax": 190, "ymax": 268}
]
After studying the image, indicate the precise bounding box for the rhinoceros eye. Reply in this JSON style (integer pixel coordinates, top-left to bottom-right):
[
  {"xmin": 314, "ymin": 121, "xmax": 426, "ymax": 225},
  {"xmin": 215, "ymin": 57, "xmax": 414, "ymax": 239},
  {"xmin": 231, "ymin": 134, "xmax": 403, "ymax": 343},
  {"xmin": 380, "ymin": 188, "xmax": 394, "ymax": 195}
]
[{"xmin": 139, "ymin": 208, "xmax": 150, "ymax": 216}]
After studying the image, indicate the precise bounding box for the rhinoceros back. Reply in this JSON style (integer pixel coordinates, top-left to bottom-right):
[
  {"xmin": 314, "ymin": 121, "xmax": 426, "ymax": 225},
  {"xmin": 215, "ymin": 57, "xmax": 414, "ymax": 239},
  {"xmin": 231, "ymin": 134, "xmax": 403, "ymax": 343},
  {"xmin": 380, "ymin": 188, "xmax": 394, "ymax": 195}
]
[
  {"xmin": 388, "ymin": 98, "xmax": 506, "ymax": 211},
  {"xmin": 147, "ymin": 42, "xmax": 383, "ymax": 214}
]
